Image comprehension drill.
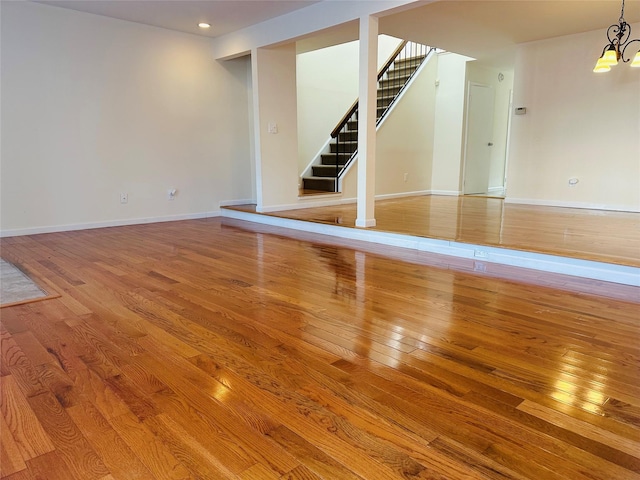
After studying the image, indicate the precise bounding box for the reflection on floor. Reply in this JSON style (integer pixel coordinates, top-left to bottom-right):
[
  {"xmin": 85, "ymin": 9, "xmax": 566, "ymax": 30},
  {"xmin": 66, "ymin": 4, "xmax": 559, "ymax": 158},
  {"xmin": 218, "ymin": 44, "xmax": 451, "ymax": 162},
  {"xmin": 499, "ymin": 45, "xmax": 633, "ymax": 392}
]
[
  {"xmin": 224, "ymin": 195, "xmax": 640, "ymax": 268},
  {"xmin": 0, "ymin": 259, "xmax": 47, "ymax": 306}
]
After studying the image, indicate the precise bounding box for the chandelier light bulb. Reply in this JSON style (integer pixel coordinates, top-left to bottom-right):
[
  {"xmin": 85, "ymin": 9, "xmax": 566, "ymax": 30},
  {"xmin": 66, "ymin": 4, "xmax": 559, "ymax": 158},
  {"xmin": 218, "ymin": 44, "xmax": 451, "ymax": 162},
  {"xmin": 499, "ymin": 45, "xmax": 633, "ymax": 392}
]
[
  {"xmin": 602, "ymin": 47, "xmax": 619, "ymax": 66},
  {"xmin": 593, "ymin": 57, "xmax": 612, "ymax": 73}
]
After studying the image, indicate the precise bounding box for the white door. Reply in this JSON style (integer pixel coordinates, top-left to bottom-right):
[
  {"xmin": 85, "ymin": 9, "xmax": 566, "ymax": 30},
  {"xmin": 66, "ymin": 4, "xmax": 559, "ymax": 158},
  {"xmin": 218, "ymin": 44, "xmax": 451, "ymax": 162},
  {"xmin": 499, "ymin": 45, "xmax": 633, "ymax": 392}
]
[{"xmin": 463, "ymin": 83, "xmax": 495, "ymax": 195}]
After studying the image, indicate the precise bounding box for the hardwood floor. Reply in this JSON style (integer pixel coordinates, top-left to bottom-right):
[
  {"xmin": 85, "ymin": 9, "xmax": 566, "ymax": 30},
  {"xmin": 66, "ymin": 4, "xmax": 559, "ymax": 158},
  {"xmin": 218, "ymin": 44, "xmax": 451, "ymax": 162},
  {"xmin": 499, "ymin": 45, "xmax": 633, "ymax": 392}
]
[
  {"xmin": 227, "ymin": 195, "xmax": 640, "ymax": 267},
  {"xmin": 1, "ymin": 217, "xmax": 639, "ymax": 479}
]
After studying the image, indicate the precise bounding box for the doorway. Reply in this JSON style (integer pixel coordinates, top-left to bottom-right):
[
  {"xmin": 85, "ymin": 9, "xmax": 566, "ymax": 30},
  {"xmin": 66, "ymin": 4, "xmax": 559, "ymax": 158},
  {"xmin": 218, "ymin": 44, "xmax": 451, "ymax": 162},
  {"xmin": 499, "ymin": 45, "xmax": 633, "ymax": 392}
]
[{"xmin": 463, "ymin": 83, "xmax": 495, "ymax": 195}]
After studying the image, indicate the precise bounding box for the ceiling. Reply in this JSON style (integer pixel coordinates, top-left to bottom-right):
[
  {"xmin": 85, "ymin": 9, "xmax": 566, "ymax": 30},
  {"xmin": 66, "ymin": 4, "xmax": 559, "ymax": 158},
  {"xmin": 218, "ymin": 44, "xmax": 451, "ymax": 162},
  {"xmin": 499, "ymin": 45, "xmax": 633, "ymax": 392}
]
[
  {"xmin": 34, "ymin": 0, "xmax": 640, "ymax": 68},
  {"xmin": 34, "ymin": 0, "xmax": 321, "ymax": 38},
  {"xmin": 381, "ymin": 0, "xmax": 640, "ymax": 67}
]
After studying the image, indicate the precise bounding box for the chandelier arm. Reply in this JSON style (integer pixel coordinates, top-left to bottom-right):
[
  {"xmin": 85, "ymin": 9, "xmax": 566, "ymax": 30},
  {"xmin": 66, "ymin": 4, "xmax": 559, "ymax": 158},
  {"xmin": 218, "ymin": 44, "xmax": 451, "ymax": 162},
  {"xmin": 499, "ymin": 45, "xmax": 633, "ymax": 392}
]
[
  {"xmin": 607, "ymin": 22, "xmax": 631, "ymax": 47},
  {"xmin": 599, "ymin": 44, "xmax": 610, "ymax": 58},
  {"xmin": 607, "ymin": 24, "xmax": 621, "ymax": 44},
  {"xmin": 620, "ymin": 38, "xmax": 640, "ymax": 62}
]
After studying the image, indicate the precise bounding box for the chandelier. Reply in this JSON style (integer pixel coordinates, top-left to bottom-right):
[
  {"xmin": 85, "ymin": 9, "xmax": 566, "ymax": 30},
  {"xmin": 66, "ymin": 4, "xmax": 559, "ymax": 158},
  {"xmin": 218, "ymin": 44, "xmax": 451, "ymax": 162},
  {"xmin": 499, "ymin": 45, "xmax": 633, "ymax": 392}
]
[{"xmin": 593, "ymin": 0, "xmax": 640, "ymax": 72}]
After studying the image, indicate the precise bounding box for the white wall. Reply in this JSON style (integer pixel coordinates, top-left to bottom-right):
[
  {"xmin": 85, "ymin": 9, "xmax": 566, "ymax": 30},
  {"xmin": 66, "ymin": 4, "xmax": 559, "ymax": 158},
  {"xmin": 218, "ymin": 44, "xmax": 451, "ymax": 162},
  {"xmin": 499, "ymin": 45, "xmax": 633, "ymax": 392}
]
[
  {"xmin": 465, "ymin": 63, "xmax": 513, "ymax": 190},
  {"xmin": 431, "ymin": 53, "xmax": 474, "ymax": 194},
  {"xmin": 296, "ymin": 35, "xmax": 403, "ymax": 173},
  {"xmin": 507, "ymin": 25, "xmax": 640, "ymax": 212},
  {"xmin": 0, "ymin": 1, "xmax": 253, "ymax": 235},
  {"xmin": 253, "ymin": 44, "xmax": 300, "ymax": 211},
  {"xmin": 296, "ymin": 40, "xmax": 360, "ymax": 173},
  {"xmin": 375, "ymin": 53, "xmax": 438, "ymax": 195},
  {"xmin": 336, "ymin": 52, "xmax": 439, "ymax": 200}
]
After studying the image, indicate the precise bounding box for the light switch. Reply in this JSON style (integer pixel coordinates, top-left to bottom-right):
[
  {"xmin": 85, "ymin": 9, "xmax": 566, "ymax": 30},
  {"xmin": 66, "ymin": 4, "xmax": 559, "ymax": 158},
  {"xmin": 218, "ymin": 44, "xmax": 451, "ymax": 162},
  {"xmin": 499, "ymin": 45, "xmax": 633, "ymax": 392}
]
[{"xmin": 268, "ymin": 122, "xmax": 278, "ymax": 134}]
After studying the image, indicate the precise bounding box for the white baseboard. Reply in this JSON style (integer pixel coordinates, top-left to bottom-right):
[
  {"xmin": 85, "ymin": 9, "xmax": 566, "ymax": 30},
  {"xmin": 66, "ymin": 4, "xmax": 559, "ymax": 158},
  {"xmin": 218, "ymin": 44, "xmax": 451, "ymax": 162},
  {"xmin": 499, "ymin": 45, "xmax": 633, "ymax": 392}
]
[
  {"xmin": 221, "ymin": 208, "xmax": 640, "ymax": 287},
  {"xmin": 375, "ymin": 190, "xmax": 430, "ymax": 200},
  {"xmin": 430, "ymin": 190, "xmax": 461, "ymax": 196},
  {"xmin": 297, "ymin": 192, "xmax": 343, "ymax": 201},
  {"xmin": 488, "ymin": 186, "xmax": 505, "ymax": 194},
  {"xmin": 505, "ymin": 197, "xmax": 640, "ymax": 213},
  {"xmin": 219, "ymin": 199, "xmax": 255, "ymax": 207},
  {"xmin": 0, "ymin": 211, "xmax": 220, "ymax": 238}
]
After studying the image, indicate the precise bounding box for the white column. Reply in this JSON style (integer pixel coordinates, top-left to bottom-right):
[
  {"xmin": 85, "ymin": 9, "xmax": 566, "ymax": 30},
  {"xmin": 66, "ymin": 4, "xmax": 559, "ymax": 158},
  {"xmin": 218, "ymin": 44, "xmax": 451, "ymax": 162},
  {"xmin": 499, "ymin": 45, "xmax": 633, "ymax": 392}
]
[
  {"xmin": 355, "ymin": 15, "xmax": 378, "ymax": 228},
  {"xmin": 250, "ymin": 49, "xmax": 264, "ymax": 211}
]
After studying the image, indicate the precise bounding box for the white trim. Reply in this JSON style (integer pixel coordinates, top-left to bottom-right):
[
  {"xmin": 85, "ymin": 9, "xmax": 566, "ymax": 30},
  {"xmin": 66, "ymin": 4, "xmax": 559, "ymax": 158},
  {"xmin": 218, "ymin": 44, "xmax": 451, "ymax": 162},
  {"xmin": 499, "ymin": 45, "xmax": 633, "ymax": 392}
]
[
  {"xmin": 219, "ymin": 199, "xmax": 255, "ymax": 207},
  {"xmin": 0, "ymin": 211, "xmax": 220, "ymax": 238},
  {"xmin": 220, "ymin": 209, "xmax": 640, "ymax": 287},
  {"xmin": 430, "ymin": 190, "xmax": 461, "ymax": 196},
  {"xmin": 297, "ymin": 192, "xmax": 342, "ymax": 201},
  {"xmin": 488, "ymin": 186, "xmax": 505, "ymax": 194},
  {"xmin": 258, "ymin": 196, "xmax": 356, "ymax": 213},
  {"xmin": 505, "ymin": 197, "xmax": 640, "ymax": 213},
  {"xmin": 355, "ymin": 218, "xmax": 377, "ymax": 228},
  {"xmin": 375, "ymin": 190, "xmax": 430, "ymax": 200}
]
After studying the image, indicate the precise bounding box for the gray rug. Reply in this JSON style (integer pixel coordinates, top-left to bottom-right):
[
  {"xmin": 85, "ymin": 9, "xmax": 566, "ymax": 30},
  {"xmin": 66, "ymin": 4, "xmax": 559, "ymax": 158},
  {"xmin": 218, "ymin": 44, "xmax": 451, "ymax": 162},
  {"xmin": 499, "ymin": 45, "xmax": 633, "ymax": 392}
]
[{"xmin": 0, "ymin": 259, "xmax": 47, "ymax": 306}]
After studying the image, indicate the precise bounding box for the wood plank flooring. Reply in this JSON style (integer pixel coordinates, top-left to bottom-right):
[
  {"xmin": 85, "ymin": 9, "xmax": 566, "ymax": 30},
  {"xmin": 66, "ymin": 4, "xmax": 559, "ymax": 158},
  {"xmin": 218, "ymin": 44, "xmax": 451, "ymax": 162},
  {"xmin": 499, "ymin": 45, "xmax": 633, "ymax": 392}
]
[
  {"xmin": 228, "ymin": 195, "xmax": 640, "ymax": 267},
  {"xmin": 0, "ymin": 217, "xmax": 639, "ymax": 479}
]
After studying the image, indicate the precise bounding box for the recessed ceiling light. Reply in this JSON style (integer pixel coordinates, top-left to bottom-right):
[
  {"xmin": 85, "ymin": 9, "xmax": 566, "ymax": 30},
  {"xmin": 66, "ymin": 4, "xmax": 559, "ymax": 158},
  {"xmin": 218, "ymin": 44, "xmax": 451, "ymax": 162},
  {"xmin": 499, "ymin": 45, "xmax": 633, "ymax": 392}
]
[{"xmin": 198, "ymin": 23, "xmax": 211, "ymax": 29}]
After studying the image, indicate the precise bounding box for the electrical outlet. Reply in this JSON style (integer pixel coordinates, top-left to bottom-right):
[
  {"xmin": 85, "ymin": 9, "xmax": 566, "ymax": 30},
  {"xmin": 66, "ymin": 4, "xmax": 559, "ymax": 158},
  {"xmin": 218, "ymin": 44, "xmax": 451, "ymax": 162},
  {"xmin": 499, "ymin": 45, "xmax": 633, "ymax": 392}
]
[
  {"xmin": 474, "ymin": 261, "xmax": 487, "ymax": 272},
  {"xmin": 403, "ymin": 173, "xmax": 408, "ymax": 182},
  {"xmin": 268, "ymin": 122, "xmax": 278, "ymax": 134},
  {"xmin": 120, "ymin": 192, "xmax": 128, "ymax": 204},
  {"xmin": 168, "ymin": 188, "xmax": 176, "ymax": 201}
]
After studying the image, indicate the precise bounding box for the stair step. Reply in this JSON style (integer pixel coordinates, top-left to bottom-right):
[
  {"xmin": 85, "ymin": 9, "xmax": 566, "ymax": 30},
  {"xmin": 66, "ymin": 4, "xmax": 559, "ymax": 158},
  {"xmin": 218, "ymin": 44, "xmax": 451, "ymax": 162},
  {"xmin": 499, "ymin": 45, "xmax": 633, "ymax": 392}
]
[
  {"xmin": 338, "ymin": 131, "xmax": 358, "ymax": 141},
  {"xmin": 383, "ymin": 71, "xmax": 413, "ymax": 82},
  {"xmin": 376, "ymin": 84, "xmax": 403, "ymax": 98},
  {"xmin": 312, "ymin": 165, "xmax": 345, "ymax": 177},
  {"xmin": 302, "ymin": 176, "xmax": 336, "ymax": 192},
  {"xmin": 378, "ymin": 78, "xmax": 408, "ymax": 90},
  {"xmin": 330, "ymin": 141, "xmax": 358, "ymax": 153},
  {"xmin": 321, "ymin": 153, "xmax": 352, "ymax": 165},
  {"xmin": 387, "ymin": 63, "xmax": 420, "ymax": 73},
  {"xmin": 377, "ymin": 96, "xmax": 394, "ymax": 107},
  {"xmin": 392, "ymin": 55, "xmax": 426, "ymax": 68}
]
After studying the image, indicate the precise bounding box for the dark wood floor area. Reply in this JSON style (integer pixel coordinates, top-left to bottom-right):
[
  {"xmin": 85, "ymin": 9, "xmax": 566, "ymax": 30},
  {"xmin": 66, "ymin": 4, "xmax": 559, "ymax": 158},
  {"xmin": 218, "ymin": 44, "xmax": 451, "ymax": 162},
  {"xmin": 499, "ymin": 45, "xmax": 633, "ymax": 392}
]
[
  {"xmin": 228, "ymin": 195, "xmax": 640, "ymax": 267},
  {"xmin": 1, "ymin": 218, "xmax": 639, "ymax": 479}
]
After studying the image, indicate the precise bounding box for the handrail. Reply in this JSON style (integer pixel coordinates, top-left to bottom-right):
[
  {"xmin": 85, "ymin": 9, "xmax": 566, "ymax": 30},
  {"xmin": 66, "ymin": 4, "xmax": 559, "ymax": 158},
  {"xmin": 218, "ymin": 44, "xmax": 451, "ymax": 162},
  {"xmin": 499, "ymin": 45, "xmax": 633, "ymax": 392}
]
[
  {"xmin": 377, "ymin": 40, "xmax": 408, "ymax": 81},
  {"xmin": 331, "ymin": 100, "xmax": 358, "ymax": 139},
  {"xmin": 330, "ymin": 40, "xmax": 408, "ymax": 139}
]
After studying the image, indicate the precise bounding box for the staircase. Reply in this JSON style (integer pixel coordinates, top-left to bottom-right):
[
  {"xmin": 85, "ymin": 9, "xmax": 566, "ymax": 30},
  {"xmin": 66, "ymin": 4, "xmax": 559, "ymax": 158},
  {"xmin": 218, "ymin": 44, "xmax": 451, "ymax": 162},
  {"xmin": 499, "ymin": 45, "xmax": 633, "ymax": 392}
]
[{"xmin": 302, "ymin": 42, "xmax": 432, "ymax": 193}]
